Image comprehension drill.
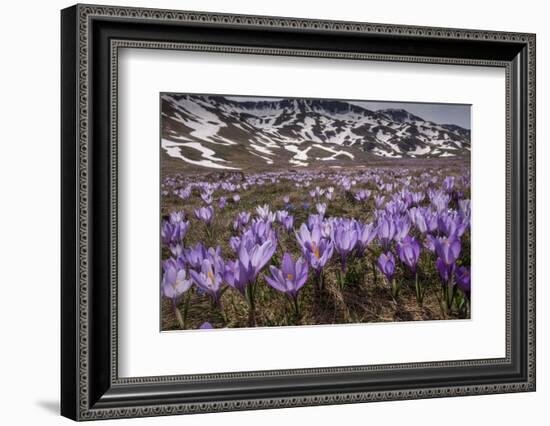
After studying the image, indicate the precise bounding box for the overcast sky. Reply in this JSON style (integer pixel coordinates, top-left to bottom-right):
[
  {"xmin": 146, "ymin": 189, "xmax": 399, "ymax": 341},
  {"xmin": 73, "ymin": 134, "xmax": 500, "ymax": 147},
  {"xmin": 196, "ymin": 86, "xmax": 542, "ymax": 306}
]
[
  {"xmin": 350, "ymin": 101, "xmax": 471, "ymax": 129},
  {"xmin": 219, "ymin": 95, "xmax": 471, "ymax": 129}
]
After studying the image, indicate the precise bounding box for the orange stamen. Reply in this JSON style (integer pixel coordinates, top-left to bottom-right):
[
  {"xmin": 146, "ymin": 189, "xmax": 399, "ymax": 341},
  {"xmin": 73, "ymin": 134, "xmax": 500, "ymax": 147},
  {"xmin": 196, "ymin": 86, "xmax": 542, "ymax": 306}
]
[{"xmin": 312, "ymin": 243, "xmax": 320, "ymax": 258}]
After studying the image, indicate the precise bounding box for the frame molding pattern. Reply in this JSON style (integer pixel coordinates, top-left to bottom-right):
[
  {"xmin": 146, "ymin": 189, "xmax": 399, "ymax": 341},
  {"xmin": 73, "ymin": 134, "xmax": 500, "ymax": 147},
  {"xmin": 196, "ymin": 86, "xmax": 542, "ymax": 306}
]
[
  {"xmin": 527, "ymin": 34, "xmax": 536, "ymax": 389},
  {"xmin": 67, "ymin": 4, "xmax": 535, "ymax": 420},
  {"xmin": 86, "ymin": 384, "xmax": 529, "ymax": 420},
  {"xmin": 109, "ymin": 39, "xmax": 512, "ymax": 380}
]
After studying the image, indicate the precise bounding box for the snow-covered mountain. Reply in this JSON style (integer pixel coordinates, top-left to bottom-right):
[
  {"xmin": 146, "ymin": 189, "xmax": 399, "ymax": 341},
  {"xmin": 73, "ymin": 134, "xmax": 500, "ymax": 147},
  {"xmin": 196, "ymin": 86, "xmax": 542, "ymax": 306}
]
[{"xmin": 161, "ymin": 94, "xmax": 470, "ymax": 170}]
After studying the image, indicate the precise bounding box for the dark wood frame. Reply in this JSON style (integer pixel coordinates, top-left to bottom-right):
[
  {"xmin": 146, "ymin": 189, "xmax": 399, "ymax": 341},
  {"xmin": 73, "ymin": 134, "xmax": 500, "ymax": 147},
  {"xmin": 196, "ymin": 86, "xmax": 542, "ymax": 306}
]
[{"xmin": 61, "ymin": 4, "xmax": 536, "ymax": 421}]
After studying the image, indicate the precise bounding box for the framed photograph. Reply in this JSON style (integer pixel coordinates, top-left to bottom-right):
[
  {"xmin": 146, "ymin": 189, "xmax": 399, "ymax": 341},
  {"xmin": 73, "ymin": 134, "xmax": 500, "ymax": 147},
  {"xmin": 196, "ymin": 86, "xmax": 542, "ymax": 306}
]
[{"xmin": 61, "ymin": 4, "xmax": 536, "ymax": 421}]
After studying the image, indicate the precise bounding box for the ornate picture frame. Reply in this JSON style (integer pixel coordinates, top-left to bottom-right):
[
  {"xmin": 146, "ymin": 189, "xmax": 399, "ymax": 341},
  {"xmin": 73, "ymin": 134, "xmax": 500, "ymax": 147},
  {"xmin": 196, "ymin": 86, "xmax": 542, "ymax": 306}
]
[{"xmin": 61, "ymin": 4, "xmax": 535, "ymax": 421}]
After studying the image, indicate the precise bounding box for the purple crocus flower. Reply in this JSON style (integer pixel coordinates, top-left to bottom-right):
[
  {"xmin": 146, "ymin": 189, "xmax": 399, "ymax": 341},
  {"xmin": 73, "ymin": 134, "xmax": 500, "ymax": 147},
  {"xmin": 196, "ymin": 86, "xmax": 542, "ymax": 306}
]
[
  {"xmin": 410, "ymin": 191, "xmax": 425, "ymax": 205},
  {"xmin": 425, "ymin": 211, "xmax": 439, "ymax": 233},
  {"xmin": 304, "ymin": 238, "xmax": 334, "ymax": 273},
  {"xmin": 355, "ymin": 221, "xmax": 376, "ymax": 255},
  {"xmin": 385, "ymin": 200, "xmax": 408, "ymax": 216},
  {"xmin": 393, "ymin": 217, "xmax": 411, "ymax": 242},
  {"xmin": 276, "ymin": 210, "xmax": 289, "ymax": 223},
  {"xmin": 232, "ymin": 194, "xmax": 241, "ymax": 203},
  {"xmin": 176, "ymin": 187, "xmax": 191, "ymax": 200},
  {"xmin": 307, "ymin": 214, "xmax": 323, "ymax": 229},
  {"xmin": 296, "ymin": 223, "xmax": 333, "ymax": 273},
  {"xmin": 430, "ymin": 191, "xmax": 451, "ymax": 213},
  {"xmin": 333, "ymin": 224, "xmax": 358, "ymax": 271},
  {"xmin": 161, "ymin": 219, "xmax": 189, "ymax": 246},
  {"xmin": 207, "ymin": 246, "xmax": 225, "ymax": 271},
  {"xmin": 237, "ymin": 239, "xmax": 277, "ymax": 283},
  {"xmin": 341, "ymin": 178, "xmax": 352, "ymax": 191},
  {"xmin": 169, "ymin": 243, "xmax": 184, "ymax": 257},
  {"xmin": 443, "ymin": 176, "xmax": 455, "ymax": 192},
  {"xmin": 256, "ymin": 204, "xmax": 275, "ymax": 221},
  {"xmin": 183, "ymin": 243, "xmax": 207, "ymax": 271},
  {"xmin": 409, "ymin": 207, "xmax": 428, "ymax": 234},
  {"xmin": 376, "ymin": 217, "xmax": 396, "ymax": 250},
  {"xmin": 199, "ymin": 322, "xmax": 214, "ymax": 329},
  {"xmin": 168, "ymin": 211, "xmax": 185, "ymax": 224},
  {"xmin": 434, "ymin": 237, "xmax": 462, "ymax": 266},
  {"xmin": 295, "ymin": 223, "xmax": 322, "ymax": 253},
  {"xmin": 281, "ymin": 215, "xmax": 294, "ymax": 232},
  {"xmin": 354, "ymin": 189, "xmax": 370, "ymax": 202},
  {"xmin": 200, "ymin": 192, "xmax": 213, "ymax": 204},
  {"xmin": 161, "ymin": 265, "xmax": 193, "ymax": 300},
  {"xmin": 436, "ymin": 258, "xmax": 453, "ymax": 283},
  {"xmin": 397, "ymin": 235, "xmax": 421, "ymax": 272},
  {"xmin": 190, "ymin": 258, "xmax": 224, "ymax": 305},
  {"xmin": 247, "ymin": 219, "xmax": 277, "ymax": 245},
  {"xmin": 437, "ymin": 211, "xmax": 469, "ymax": 239},
  {"xmin": 456, "ymin": 266, "xmax": 471, "ymax": 295},
  {"xmin": 283, "ymin": 195, "xmax": 290, "ymax": 204},
  {"xmin": 423, "ymin": 234, "xmax": 437, "ymax": 252},
  {"xmin": 458, "ymin": 199, "xmax": 471, "ymax": 216},
  {"xmin": 316, "ymin": 203, "xmax": 327, "ymax": 217},
  {"xmin": 232, "ymin": 211, "xmax": 251, "ymax": 231},
  {"xmin": 194, "ymin": 206, "xmax": 214, "ymax": 226},
  {"xmin": 374, "ymin": 195, "xmax": 385, "ymax": 209},
  {"xmin": 434, "ymin": 237, "xmax": 461, "ymax": 285},
  {"xmin": 222, "ymin": 182, "xmax": 237, "ymax": 192},
  {"xmin": 320, "ymin": 221, "xmax": 333, "ymax": 239},
  {"xmin": 229, "ymin": 236, "xmax": 241, "ymax": 252},
  {"xmin": 377, "ymin": 252, "xmax": 395, "ymax": 282},
  {"xmin": 162, "ymin": 255, "xmax": 185, "ymax": 272},
  {"xmin": 264, "ymin": 253, "xmax": 309, "ymax": 299},
  {"xmin": 309, "ymin": 186, "xmax": 325, "ymax": 199},
  {"xmin": 223, "ymin": 259, "xmax": 249, "ymax": 296},
  {"xmin": 218, "ymin": 197, "xmax": 227, "ymax": 209}
]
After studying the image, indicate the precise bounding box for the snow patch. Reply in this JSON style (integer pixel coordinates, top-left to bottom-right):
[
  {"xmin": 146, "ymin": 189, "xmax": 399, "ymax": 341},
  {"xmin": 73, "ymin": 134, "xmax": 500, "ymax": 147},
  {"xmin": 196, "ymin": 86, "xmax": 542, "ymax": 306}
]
[
  {"xmin": 250, "ymin": 144, "xmax": 275, "ymax": 156},
  {"xmin": 312, "ymin": 144, "xmax": 354, "ymax": 160},
  {"xmin": 289, "ymin": 159, "xmax": 308, "ymax": 166},
  {"xmin": 375, "ymin": 129, "xmax": 392, "ymax": 142},
  {"xmin": 409, "ymin": 145, "xmax": 431, "ymax": 156},
  {"xmin": 161, "ymin": 139, "xmax": 240, "ymax": 170},
  {"xmin": 372, "ymin": 148, "xmax": 402, "ymax": 158},
  {"xmin": 250, "ymin": 151, "xmax": 274, "ymax": 165},
  {"xmin": 284, "ymin": 144, "xmax": 312, "ymax": 161}
]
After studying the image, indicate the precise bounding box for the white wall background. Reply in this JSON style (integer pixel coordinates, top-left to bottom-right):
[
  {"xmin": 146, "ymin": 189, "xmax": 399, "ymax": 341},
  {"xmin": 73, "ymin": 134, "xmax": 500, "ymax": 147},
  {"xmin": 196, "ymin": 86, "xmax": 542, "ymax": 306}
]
[{"xmin": 0, "ymin": 0, "xmax": 546, "ymax": 424}]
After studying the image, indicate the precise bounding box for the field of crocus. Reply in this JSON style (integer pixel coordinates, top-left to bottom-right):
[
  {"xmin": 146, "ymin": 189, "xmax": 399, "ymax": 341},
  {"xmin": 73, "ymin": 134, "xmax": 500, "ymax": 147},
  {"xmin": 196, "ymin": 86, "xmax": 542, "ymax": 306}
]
[{"xmin": 160, "ymin": 163, "xmax": 471, "ymax": 331}]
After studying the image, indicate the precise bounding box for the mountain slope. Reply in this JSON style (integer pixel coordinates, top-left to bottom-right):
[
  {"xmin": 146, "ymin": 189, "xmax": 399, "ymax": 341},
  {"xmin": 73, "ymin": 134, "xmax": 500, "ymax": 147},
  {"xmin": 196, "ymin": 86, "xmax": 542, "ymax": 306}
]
[{"xmin": 161, "ymin": 94, "xmax": 470, "ymax": 170}]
